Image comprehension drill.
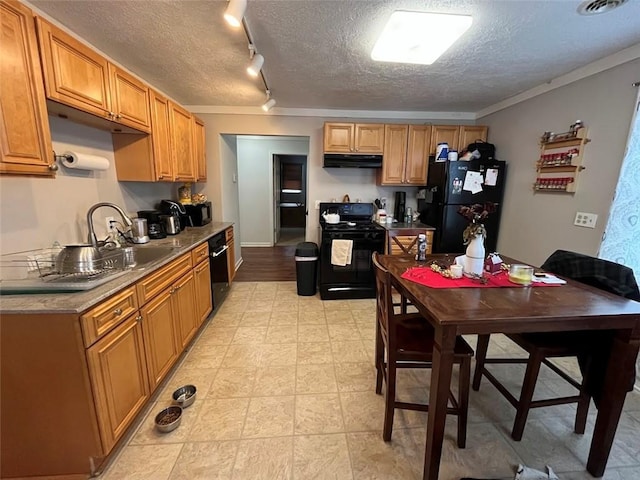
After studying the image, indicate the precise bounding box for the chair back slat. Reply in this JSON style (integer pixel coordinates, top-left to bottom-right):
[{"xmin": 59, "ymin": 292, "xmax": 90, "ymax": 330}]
[{"xmin": 387, "ymin": 228, "xmax": 431, "ymax": 255}]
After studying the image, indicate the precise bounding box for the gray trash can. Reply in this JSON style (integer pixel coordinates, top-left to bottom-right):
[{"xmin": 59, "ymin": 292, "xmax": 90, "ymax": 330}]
[{"xmin": 295, "ymin": 242, "xmax": 319, "ymax": 296}]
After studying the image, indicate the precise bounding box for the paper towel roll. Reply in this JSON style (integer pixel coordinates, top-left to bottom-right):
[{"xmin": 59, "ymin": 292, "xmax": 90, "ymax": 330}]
[{"xmin": 61, "ymin": 151, "xmax": 110, "ymax": 171}]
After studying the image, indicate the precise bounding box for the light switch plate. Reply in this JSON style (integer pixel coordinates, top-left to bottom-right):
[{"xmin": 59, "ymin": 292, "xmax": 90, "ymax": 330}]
[{"xmin": 574, "ymin": 212, "xmax": 597, "ymax": 228}]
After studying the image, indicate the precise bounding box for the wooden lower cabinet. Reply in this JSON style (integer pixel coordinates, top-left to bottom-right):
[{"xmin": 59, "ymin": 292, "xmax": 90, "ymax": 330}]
[
  {"xmin": 226, "ymin": 227, "xmax": 235, "ymax": 283},
  {"xmin": 140, "ymin": 290, "xmax": 180, "ymax": 391},
  {"xmin": 173, "ymin": 271, "xmax": 198, "ymax": 348},
  {"xmin": 194, "ymin": 258, "xmax": 213, "ymax": 325},
  {"xmin": 86, "ymin": 313, "xmax": 149, "ymax": 454}
]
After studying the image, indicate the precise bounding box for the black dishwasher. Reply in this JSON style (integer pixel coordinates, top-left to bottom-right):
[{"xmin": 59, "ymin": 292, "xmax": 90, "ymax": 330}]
[{"xmin": 208, "ymin": 232, "xmax": 230, "ymax": 312}]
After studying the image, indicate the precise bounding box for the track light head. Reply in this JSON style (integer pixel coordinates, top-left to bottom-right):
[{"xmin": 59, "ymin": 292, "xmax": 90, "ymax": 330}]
[
  {"xmin": 224, "ymin": 0, "xmax": 247, "ymax": 28},
  {"xmin": 247, "ymin": 53, "xmax": 264, "ymax": 77},
  {"xmin": 262, "ymin": 98, "xmax": 276, "ymax": 112}
]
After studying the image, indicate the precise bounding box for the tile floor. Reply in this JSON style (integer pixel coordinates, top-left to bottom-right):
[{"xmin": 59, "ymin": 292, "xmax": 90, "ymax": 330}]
[{"xmin": 99, "ymin": 281, "xmax": 640, "ymax": 480}]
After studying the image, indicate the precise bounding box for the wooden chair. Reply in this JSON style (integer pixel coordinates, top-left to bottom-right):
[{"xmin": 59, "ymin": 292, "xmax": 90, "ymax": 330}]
[
  {"xmin": 372, "ymin": 252, "xmax": 474, "ymax": 447},
  {"xmin": 472, "ymin": 250, "xmax": 640, "ymax": 441},
  {"xmin": 386, "ymin": 228, "xmax": 432, "ymax": 256}
]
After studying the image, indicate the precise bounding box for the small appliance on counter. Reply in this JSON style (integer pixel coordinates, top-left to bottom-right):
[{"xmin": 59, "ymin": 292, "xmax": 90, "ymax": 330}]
[
  {"xmin": 131, "ymin": 217, "xmax": 150, "ymax": 244},
  {"xmin": 184, "ymin": 201, "xmax": 212, "ymax": 227},
  {"xmin": 137, "ymin": 210, "xmax": 166, "ymax": 239},
  {"xmin": 393, "ymin": 192, "xmax": 406, "ymax": 225},
  {"xmin": 159, "ymin": 200, "xmax": 190, "ymax": 232},
  {"xmin": 160, "ymin": 214, "xmax": 180, "ymax": 235}
]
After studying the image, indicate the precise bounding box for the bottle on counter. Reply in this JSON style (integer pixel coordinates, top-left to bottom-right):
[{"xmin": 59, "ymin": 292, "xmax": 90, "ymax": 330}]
[
  {"xmin": 405, "ymin": 207, "xmax": 413, "ymax": 224},
  {"xmin": 416, "ymin": 234, "xmax": 427, "ymax": 262}
]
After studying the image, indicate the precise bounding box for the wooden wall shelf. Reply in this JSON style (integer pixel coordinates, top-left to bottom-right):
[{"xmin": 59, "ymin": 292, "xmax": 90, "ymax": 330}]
[{"xmin": 534, "ymin": 127, "xmax": 589, "ymax": 194}]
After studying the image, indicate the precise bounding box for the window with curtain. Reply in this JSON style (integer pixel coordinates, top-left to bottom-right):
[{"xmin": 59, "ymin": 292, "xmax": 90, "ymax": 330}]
[{"xmin": 599, "ymin": 87, "xmax": 640, "ymax": 283}]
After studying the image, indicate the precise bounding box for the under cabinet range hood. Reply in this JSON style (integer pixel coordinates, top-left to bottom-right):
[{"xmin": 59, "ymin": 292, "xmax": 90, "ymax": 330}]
[{"xmin": 323, "ymin": 154, "xmax": 383, "ymax": 168}]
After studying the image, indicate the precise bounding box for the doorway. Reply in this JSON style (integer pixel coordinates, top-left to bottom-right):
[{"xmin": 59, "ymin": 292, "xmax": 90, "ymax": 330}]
[{"xmin": 273, "ymin": 154, "xmax": 307, "ymax": 246}]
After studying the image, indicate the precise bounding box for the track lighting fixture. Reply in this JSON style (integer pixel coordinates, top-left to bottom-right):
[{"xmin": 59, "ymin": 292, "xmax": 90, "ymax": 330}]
[
  {"xmin": 247, "ymin": 53, "xmax": 264, "ymax": 77},
  {"xmin": 224, "ymin": 0, "xmax": 247, "ymax": 28},
  {"xmin": 262, "ymin": 92, "xmax": 276, "ymax": 112}
]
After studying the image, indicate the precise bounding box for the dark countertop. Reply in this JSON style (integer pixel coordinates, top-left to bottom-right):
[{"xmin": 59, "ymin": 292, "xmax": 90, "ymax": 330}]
[
  {"xmin": 378, "ymin": 221, "xmax": 436, "ymax": 231},
  {"xmin": 0, "ymin": 222, "xmax": 233, "ymax": 315}
]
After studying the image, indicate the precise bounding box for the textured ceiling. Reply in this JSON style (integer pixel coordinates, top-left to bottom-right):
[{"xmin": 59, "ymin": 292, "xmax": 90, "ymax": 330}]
[{"xmin": 30, "ymin": 0, "xmax": 640, "ymax": 113}]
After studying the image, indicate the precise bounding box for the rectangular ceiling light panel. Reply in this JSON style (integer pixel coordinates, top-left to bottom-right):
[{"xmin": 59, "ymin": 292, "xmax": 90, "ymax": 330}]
[{"xmin": 371, "ymin": 11, "xmax": 472, "ymax": 65}]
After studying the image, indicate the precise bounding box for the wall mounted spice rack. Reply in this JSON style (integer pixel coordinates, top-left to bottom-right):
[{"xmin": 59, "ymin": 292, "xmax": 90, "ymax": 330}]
[{"xmin": 534, "ymin": 126, "xmax": 590, "ymax": 193}]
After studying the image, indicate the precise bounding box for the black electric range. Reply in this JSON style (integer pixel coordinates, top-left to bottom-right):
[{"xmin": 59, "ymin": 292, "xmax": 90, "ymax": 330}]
[{"xmin": 318, "ymin": 203, "xmax": 386, "ymax": 300}]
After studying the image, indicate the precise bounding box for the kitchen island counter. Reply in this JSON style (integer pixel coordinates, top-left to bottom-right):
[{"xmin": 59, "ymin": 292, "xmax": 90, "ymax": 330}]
[{"xmin": 0, "ymin": 222, "xmax": 233, "ymax": 314}]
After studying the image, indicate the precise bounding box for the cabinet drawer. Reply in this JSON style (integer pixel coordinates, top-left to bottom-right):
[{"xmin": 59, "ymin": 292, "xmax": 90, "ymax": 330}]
[
  {"xmin": 225, "ymin": 227, "xmax": 234, "ymax": 242},
  {"xmin": 136, "ymin": 253, "xmax": 192, "ymax": 305},
  {"xmin": 81, "ymin": 286, "xmax": 138, "ymax": 347},
  {"xmin": 191, "ymin": 243, "xmax": 209, "ymax": 265}
]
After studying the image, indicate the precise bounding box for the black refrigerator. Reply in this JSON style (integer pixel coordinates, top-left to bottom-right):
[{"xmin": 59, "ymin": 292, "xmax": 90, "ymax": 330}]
[{"xmin": 418, "ymin": 157, "xmax": 507, "ymax": 254}]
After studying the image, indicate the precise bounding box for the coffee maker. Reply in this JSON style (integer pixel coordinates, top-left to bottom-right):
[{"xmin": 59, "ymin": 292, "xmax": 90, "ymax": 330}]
[
  {"xmin": 137, "ymin": 210, "xmax": 166, "ymax": 239},
  {"xmin": 393, "ymin": 192, "xmax": 406, "ymax": 224}
]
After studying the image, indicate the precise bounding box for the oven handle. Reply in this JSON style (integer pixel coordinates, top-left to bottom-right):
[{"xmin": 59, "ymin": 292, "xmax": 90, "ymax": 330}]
[{"xmin": 210, "ymin": 244, "xmax": 229, "ymax": 258}]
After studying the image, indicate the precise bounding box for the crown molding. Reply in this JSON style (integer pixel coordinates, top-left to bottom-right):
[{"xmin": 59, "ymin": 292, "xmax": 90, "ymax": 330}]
[
  {"xmin": 476, "ymin": 43, "xmax": 640, "ymax": 119},
  {"xmin": 185, "ymin": 105, "xmax": 476, "ymax": 121}
]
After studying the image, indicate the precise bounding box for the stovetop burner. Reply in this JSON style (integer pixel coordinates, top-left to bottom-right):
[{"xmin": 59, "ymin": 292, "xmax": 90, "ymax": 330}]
[
  {"xmin": 318, "ymin": 202, "xmax": 380, "ymax": 231},
  {"xmin": 322, "ymin": 222, "xmax": 384, "ymax": 232}
]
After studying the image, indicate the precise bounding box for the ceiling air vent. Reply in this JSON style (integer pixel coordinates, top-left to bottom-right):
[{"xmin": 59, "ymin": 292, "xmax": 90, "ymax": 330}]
[{"xmin": 577, "ymin": 0, "xmax": 627, "ymax": 15}]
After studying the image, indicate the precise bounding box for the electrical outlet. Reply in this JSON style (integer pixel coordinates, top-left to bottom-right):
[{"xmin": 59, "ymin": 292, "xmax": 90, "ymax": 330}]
[
  {"xmin": 105, "ymin": 216, "xmax": 116, "ymax": 232},
  {"xmin": 574, "ymin": 212, "xmax": 597, "ymax": 229},
  {"xmin": 315, "ymin": 200, "xmax": 322, "ymax": 209}
]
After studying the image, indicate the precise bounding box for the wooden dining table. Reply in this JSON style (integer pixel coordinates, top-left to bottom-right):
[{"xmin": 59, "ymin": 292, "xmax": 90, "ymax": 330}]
[{"xmin": 378, "ymin": 254, "xmax": 640, "ymax": 480}]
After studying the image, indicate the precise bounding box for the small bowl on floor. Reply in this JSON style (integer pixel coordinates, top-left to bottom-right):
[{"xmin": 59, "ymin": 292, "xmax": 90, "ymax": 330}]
[
  {"xmin": 154, "ymin": 406, "xmax": 183, "ymax": 433},
  {"xmin": 172, "ymin": 385, "xmax": 197, "ymax": 408}
]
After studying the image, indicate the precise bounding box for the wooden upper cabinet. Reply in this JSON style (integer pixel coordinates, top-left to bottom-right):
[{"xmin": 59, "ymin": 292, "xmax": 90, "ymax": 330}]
[
  {"xmin": 405, "ymin": 125, "xmax": 431, "ymax": 185},
  {"xmin": 354, "ymin": 124, "xmax": 384, "ymax": 153},
  {"xmin": 323, "ymin": 123, "xmax": 384, "ymax": 153},
  {"xmin": 36, "ymin": 17, "xmax": 112, "ymax": 119},
  {"xmin": 378, "ymin": 125, "xmax": 430, "ymax": 186},
  {"xmin": 108, "ymin": 64, "xmax": 151, "ymax": 133},
  {"xmin": 193, "ymin": 116, "xmax": 206, "ymax": 181},
  {"xmin": 324, "ymin": 123, "xmax": 354, "ymax": 153},
  {"xmin": 169, "ymin": 102, "xmax": 195, "ymax": 182},
  {"xmin": 379, "ymin": 125, "xmax": 408, "ymax": 185},
  {"xmin": 1, "ymin": 1, "xmax": 54, "ymax": 176},
  {"xmin": 150, "ymin": 90, "xmax": 172, "ymax": 181},
  {"xmin": 430, "ymin": 125, "xmax": 460, "ymax": 154},
  {"xmin": 458, "ymin": 125, "xmax": 488, "ymax": 151}
]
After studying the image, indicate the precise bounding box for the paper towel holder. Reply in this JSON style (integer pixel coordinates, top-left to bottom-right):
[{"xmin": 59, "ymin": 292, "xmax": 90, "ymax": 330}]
[{"xmin": 53, "ymin": 151, "xmax": 71, "ymax": 168}]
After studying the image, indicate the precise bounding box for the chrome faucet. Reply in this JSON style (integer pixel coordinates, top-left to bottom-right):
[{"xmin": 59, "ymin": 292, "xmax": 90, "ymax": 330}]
[{"xmin": 86, "ymin": 202, "xmax": 133, "ymax": 247}]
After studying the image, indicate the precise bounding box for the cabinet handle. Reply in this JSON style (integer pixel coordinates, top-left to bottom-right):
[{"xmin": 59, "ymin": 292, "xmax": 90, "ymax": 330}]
[
  {"xmin": 158, "ymin": 175, "xmax": 164, "ymax": 179},
  {"xmin": 199, "ymin": 251, "xmax": 206, "ymax": 257},
  {"xmin": 116, "ymin": 114, "xmax": 122, "ymax": 119},
  {"xmin": 48, "ymin": 163, "xmax": 59, "ymax": 171},
  {"xmin": 169, "ymin": 287, "xmax": 175, "ymax": 294},
  {"xmin": 135, "ymin": 315, "xmax": 142, "ymax": 323},
  {"xmin": 113, "ymin": 308, "xmax": 123, "ymax": 316},
  {"xmin": 107, "ymin": 111, "xmax": 114, "ymax": 118}
]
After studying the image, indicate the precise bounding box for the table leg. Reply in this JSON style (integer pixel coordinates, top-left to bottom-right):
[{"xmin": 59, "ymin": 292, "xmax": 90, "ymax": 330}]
[
  {"xmin": 587, "ymin": 325, "xmax": 640, "ymax": 477},
  {"xmin": 423, "ymin": 325, "xmax": 457, "ymax": 480}
]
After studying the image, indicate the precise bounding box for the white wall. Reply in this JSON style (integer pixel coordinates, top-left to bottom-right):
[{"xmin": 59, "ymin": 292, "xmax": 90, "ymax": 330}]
[
  {"xmin": 219, "ymin": 135, "xmax": 242, "ymax": 266},
  {"xmin": 237, "ymin": 136, "xmax": 309, "ymax": 246},
  {"xmin": 479, "ymin": 59, "xmax": 639, "ymax": 266},
  {"xmin": 0, "ymin": 117, "xmax": 173, "ymax": 254}
]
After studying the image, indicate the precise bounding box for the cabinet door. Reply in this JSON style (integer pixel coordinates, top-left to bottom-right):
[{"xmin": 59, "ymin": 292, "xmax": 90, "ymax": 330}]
[
  {"xmin": 193, "ymin": 116, "xmax": 206, "ymax": 181},
  {"xmin": 86, "ymin": 314, "xmax": 149, "ymax": 454},
  {"xmin": 323, "ymin": 123, "xmax": 354, "ymax": 153},
  {"xmin": 108, "ymin": 64, "xmax": 151, "ymax": 133},
  {"xmin": 1, "ymin": 1, "xmax": 54, "ymax": 176},
  {"xmin": 430, "ymin": 125, "xmax": 460, "ymax": 154},
  {"xmin": 150, "ymin": 90, "xmax": 173, "ymax": 181},
  {"xmin": 36, "ymin": 17, "xmax": 112, "ymax": 119},
  {"xmin": 379, "ymin": 125, "xmax": 408, "ymax": 185},
  {"xmin": 458, "ymin": 125, "xmax": 488, "ymax": 152},
  {"xmin": 405, "ymin": 125, "xmax": 431, "ymax": 185},
  {"xmin": 226, "ymin": 227, "xmax": 235, "ymax": 283},
  {"xmin": 172, "ymin": 271, "xmax": 198, "ymax": 349},
  {"xmin": 140, "ymin": 290, "xmax": 179, "ymax": 391},
  {"xmin": 194, "ymin": 258, "xmax": 212, "ymax": 326},
  {"xmin": 354, "ymin": 124, "xmax": 384, "ymax": 153},
  {"xmin": 169, "ymin": 102, "xmax": 195, "ymax": 181}
]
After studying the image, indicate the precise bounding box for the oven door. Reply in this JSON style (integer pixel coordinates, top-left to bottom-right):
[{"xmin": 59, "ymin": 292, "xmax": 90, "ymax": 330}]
[{"xmin": 319, "ymin": 232, "xmax": 384, "ymax": 299}]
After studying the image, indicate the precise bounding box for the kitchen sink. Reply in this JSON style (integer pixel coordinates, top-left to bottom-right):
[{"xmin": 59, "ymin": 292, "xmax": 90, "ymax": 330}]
[{"xmin": 128, "ymin": 246, "xmax": 176, "ymax": 268}]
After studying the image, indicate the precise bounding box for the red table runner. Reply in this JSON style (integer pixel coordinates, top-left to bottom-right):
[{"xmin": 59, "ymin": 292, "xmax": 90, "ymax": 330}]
[{"xmin": 401, "ymin": 266, "xmax": 561, "ymax": 288}]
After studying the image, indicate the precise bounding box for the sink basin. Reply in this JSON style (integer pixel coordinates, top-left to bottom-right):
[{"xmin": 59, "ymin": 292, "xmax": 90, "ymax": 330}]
[{"xmin": 129, "ymin": 246, "xmax": 176, "ymax": 268}]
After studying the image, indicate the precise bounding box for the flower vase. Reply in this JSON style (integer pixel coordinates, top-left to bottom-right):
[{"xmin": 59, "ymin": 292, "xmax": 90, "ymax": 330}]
[{"xmin": 464, "ymin": 234, "xmax": 485, "ymax": 276}]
